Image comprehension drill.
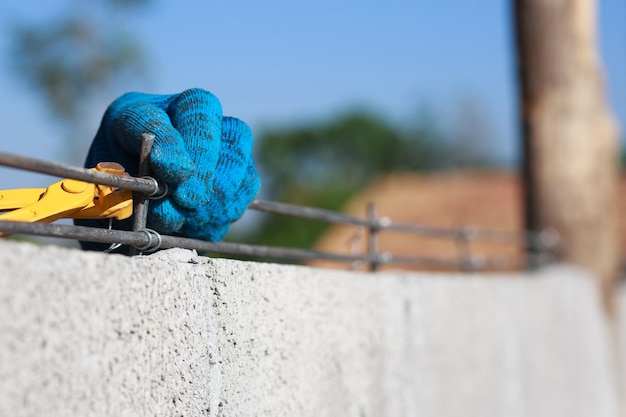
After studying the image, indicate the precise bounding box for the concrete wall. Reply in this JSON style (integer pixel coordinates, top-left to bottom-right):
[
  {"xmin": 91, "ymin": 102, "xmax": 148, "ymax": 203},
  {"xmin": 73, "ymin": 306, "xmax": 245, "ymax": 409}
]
[{"xmin": 0, "ymin": 240, "xmax": 622, "ymax": 417}]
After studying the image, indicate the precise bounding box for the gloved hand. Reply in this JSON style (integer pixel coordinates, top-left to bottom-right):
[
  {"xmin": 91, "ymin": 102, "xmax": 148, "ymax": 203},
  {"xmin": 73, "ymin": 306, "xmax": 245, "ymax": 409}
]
[{"xmin": 76, "ymin": 88, "xmax": 260, "ymax": 246}]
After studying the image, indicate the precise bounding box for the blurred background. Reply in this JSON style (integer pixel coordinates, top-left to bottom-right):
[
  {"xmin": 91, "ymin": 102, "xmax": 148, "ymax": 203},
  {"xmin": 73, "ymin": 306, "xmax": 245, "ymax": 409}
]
[{"xmin": 0, "ymin": 0, "xmax": 623, "ymax": 261}]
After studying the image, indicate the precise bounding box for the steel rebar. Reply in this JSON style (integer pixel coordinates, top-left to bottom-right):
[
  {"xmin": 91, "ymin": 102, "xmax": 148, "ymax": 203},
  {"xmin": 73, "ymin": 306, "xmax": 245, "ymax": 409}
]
[
  {"xmin": 0, "ymin": 151, "xmax": 165, "ymax": 196},
  {"xmin": 130, "ymin": 134, "xmax": 155, "ymax": 256},
  {"xmin": 0, "ymin": 221, "xmax": 367, "ymax": 264},
  {"xmin": 0, "ymin": 149, "xmax": 559, "ymax": 270},
  {"xmin": 0, "ymin": 150, "xmax": 552, "ymax": 248},
  {"xmin": 249, "ymin": 199, "xmax": 371, "ymax": 227},
  {"xmin": 367, "ymin": 202, "xmax": 380, "ymax": 272},
  {"xmin": 250, "ymin": 198, "xmax": 549, "ymax": 248}
]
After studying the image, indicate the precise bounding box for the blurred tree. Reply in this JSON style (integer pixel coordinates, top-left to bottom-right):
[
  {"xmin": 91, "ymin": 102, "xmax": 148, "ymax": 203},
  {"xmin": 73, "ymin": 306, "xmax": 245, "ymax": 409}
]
[
  {"xmin": 244, "ymin": 110, "xmax": 492, "ymax": 250},
  {"xmin": 514, "ymin": 0, "xmax": 620, "ymax": 312},
  {"xmin": 9, "ymin": 0, "xmax": 150, "ymax": 164}
]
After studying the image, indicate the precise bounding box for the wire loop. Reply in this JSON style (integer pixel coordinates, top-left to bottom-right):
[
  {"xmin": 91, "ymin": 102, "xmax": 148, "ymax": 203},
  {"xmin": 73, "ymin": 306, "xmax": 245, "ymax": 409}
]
[
  {"xmin": 143, "ymin": 176, "xmax": 168, "ymax": 199},
  {"xmin": 135, "ymin": 228, "xmax": 162, "ymax": 253}
]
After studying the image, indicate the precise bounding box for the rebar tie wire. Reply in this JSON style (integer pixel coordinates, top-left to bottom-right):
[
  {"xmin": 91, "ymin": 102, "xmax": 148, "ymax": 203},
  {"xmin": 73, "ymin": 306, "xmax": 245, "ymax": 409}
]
[{"xmin": 0, "ymin": 149, "xmax": 560, "ymax": 271}]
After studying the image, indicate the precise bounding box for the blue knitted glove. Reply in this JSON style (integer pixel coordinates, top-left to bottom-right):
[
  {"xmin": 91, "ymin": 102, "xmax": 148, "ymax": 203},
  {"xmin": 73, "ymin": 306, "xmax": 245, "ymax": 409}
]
[{"xmin": 76, "ymin": 88, "xmax": 260, "ymax": 245}]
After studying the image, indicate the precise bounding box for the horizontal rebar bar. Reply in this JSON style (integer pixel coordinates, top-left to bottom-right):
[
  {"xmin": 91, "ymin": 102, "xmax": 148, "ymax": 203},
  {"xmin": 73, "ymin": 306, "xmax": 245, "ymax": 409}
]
[
  {"xmin": 0, "ymin": 220, "xmax": 523, "ymax": 270},
  {"xmin": 249, "ymin": 199, "xmax": 555, "ymax": 250},
  {"xmin": 383, "ymin": 222, "xmax": 521, "ymax": 242},
  {"xmin": 0, "ymin": 149, "xmax": 559, "ymax": 259},
  {"xmin": 249, "ymin": 199, "xmax": 371, "ymax": 227},
  {"xmin": 0, "ymin": 151, "xmax": 165, "ymax": 196},
  {"xmin": 0, "ymin": 221, "xmax": 364, "ymax": 263}
]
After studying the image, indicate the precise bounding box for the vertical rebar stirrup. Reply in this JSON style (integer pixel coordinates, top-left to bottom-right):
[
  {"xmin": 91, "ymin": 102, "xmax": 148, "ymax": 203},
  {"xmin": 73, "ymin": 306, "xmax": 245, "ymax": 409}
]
[
  {"xmin": 368, "ymin": 202, "xmax": 380, "ymax": 272},
  {"xmin": 130, "ymin": 133, "xmax": 155, "ymax": 255}
]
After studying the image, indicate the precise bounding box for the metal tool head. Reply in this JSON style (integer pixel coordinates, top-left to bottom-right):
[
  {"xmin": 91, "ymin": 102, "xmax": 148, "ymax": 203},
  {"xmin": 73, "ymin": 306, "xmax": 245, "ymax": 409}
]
[{"xmin": 0, "ymin": 163, "xmax": 134, "ymax": 237}]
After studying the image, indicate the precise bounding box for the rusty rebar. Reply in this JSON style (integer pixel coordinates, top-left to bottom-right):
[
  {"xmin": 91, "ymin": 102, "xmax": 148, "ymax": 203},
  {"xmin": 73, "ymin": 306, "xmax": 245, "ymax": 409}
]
[
  {"xmin": 130, "ymin": 133, "xmax": 155, "ymax": 256},
  {"xmin": 0, "ymin": 151, "xmax": 166, "ymax": 196},
  {"xmin": 0, "ymin": 149, "xmax": 561, "ymax": 270}
]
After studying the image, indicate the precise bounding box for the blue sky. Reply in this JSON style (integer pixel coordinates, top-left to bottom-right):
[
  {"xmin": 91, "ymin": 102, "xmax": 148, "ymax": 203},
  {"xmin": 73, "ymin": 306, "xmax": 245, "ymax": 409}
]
[{"xmin": 0, "ymin": 0, "xmax": 623, "ymax": 190}]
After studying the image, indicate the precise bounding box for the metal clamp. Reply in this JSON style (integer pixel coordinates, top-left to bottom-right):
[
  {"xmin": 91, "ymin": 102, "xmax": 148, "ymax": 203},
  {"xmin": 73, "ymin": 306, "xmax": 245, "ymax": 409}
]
[
  {"xmin": 135, "ymin": 228, "xmax": 162, "ymax": 253},
  {"xmin": 143, "ymin": 176, "xmax": 168, "ymax": 200}
]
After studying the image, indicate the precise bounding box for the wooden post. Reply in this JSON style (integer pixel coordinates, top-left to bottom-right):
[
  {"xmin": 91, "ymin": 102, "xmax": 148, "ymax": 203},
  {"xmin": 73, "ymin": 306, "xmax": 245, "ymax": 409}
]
[{"xmin": 514, "ymin": 0, "xmax": 620, "ymax": 312}]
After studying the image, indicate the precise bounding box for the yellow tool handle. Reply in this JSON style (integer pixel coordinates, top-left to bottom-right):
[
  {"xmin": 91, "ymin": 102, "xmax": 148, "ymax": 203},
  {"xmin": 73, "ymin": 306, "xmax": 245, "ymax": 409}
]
[
  {"xmin": 0, "ymin": 179, "xmax": 94, "ymax": 224},
  {"xmin": 0, "ymin": 163, "xmax": 134, "ymax": 238},
  {"xmin": 0, "ymin": 188, "xmax": 45, "ymax": 211}
]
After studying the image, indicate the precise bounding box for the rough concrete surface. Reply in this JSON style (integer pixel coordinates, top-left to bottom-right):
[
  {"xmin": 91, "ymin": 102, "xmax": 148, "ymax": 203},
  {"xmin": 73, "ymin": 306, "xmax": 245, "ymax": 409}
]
[{"xmin": 0, "ymin": 240, "xmax": 620, "ymax": 417}]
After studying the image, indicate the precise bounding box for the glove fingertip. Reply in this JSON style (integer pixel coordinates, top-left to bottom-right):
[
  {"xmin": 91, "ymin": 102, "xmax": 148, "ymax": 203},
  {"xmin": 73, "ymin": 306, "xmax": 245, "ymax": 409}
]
[
  {"xmin": 168, "ymin": 89, "xmax": 223, "ymax": 178},
  {"xmin": 222, "ymin": 117, "xmax": 253, "ymax": 152},
  {"xmin": 147, "ymin": 199, "xmax": 186, "ymax": 234},
  {"xmin": 172, "ymin": 176, "xmax": 212, "ymax": 210},
  {"xmin": 150, "ymin": 143, "xmax": 196, "ymax": 183},
  {"xmin": 208, "ymin": 161, "xmax": 260, "ymax": 224},
  {"xmin": 106, "ymin": 98, "xmax": 195, "ymax": 183}
]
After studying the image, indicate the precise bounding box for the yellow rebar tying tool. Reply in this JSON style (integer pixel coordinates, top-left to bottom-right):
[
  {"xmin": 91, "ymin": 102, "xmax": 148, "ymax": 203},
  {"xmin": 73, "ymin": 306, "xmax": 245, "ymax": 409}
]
[{"xmin": 0, "ymin": 162, "xmax": 133, "ymax": 237}]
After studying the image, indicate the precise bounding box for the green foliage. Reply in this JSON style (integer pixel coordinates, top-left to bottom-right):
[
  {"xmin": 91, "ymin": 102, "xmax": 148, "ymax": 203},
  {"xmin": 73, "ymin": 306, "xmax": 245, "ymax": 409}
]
[
  {"xmin": 9, "ymin": 0, "xmax": 150, "ymax": 163},
  {"xmin": 241, "ymin": 110, "xmax": 487, "ymax": 252},
  {"xmin": 257, "ymin": 111, "xmax": 445, "ymax": 201},
  {"xmin": 12, "ymin": 20, "xmax": 144, "ymax": 121}
]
